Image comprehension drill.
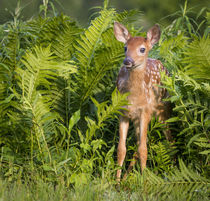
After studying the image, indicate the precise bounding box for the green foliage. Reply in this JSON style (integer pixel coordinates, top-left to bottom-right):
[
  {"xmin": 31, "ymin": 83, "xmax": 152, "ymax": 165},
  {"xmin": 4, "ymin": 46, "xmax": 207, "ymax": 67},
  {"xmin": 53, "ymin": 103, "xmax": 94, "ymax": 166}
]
[
  {"xmin": 139, "ymin": 159, "xmax": 210, "ymax": 201},
  {"xmin": 183, "ymin": 36, "xmax": 210, "ymax": 81},
  {"xmin": 73, "ymin": 8, "xmax": 116, "ymax": 106},
  {"xmin": 0, "ymin": 159, "xmax": 209, "ymax": 201},
  {"xmin": 0, "ymin": 1, "xmax": 209, "ymax": 199}
]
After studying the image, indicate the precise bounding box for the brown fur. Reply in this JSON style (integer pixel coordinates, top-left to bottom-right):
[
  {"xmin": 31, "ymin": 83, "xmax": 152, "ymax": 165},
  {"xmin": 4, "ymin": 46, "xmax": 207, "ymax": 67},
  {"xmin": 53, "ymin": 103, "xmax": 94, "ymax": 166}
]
[{"xmin": 117, "ymin": 58, "xmax": 169, "ymax": 121}]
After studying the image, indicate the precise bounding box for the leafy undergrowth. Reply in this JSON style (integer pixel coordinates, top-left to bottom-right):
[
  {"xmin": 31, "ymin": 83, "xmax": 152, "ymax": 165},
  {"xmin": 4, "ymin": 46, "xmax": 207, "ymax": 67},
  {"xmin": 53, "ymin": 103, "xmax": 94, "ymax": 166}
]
[
  {"xmin": 0, "ymin": 0, "xmax": 209, "ymax": 200},
  {"xmin": 0, "ymin": 165, "xmax": 209, "ymax": 201}
]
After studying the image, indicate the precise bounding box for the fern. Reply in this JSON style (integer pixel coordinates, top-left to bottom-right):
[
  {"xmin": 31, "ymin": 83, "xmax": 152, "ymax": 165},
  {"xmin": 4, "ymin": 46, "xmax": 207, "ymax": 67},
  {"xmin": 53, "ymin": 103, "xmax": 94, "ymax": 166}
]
[
  {"xmin": 159, "ymin": 32, "xmax": 188, "ymax": 71},
  {"xmin": 33, "ymin": 15, "xmax": 81, "ymax": 124},
  {"xmin": 73, "ymin": 8, "xmax": 116, "ymax": 107},
  {"xmin": 84, "ymin": 89, "xmax": 128, "ymax": 143},
  {"xmin": 161, "ymin": 70, "xmax": 209, "ymax": 172},
  {"xmin": 0, "ymin": 62, "xmax": 11, "ymax": 103},
  {"xmin": 14, "ymin": 46, "xmax": 78, "ymax": 163},
  {"xmin": 149, "ymin": 141, "xmax": 173, "ymax": 173},
  {"xmin": 194, "ymin": 137, "xmax": 210, "ymax": 156},
  {"xmin": 0, "ymin": 22, "xmax": 23, "ymax": 152},
  {"xmin": 40, "ymin": 15, "xmax": 82, "ymax": 60},
  {"xmin": 71, "ymin": 7, "xmax": 140, "ymax": 109},
  {"xmin": 2, "ymin": 28, "xmax": 19, "ymax": 76},
  {"xmin": 0, "ymin": 22, "xmax": 21, "ymax": 101},
  {"xmin": 183, "ymin": 36, "xmax": 210, "ymax": 81},
  {"xmin": 59, "ymin": 89, "xmax": 128, "ymax": 179},
  {"xmin": 141, "ymin": 159, "xmax": 210, "ymax": 201}
]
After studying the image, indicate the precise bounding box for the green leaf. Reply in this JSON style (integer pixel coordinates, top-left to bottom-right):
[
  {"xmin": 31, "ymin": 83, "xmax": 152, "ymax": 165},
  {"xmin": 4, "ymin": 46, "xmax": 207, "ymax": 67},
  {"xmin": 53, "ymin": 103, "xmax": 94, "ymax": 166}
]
[
  {"xmin": 68, "ymin": 110, "xmax": 80, "ymax": 134},
  {"xmin": 165, "ymin": 117, "xmax": 180, "ymax": 123},
  {"xmin": 199, "ymin": 150, "xmax": 210, "ymax": 155},
  {"xmin": 183, "ymin": 36, "xmax": 210, "ymax": 82},
  {"xmin": 0, "ymin": 94, "xmax": 15, "ymax": 105}
]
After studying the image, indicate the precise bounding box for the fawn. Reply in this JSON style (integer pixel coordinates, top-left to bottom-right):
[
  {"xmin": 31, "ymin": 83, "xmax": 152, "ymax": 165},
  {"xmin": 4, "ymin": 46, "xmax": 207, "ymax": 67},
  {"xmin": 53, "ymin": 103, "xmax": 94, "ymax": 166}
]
[{"xmin": 114, "ymin": 22, "xmax": 171, "ymax": 181}]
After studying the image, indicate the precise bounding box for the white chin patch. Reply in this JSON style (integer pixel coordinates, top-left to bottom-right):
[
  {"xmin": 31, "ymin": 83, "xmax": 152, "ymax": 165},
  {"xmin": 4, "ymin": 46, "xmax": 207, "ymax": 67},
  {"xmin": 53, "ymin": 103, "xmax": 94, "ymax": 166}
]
[{"xmin": 125, "ymin": 63, "xmax": 133, "ymax": 68}]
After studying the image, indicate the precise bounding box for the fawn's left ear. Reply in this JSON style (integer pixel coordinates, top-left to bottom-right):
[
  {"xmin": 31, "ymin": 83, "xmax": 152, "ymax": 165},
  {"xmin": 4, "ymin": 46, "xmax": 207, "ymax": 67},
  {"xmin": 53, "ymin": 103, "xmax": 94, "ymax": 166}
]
[
  {"xmin": 147, "ymin": 24, "xmax": 161, "ymax": 49},
  {"xmin": 114, "ymin": 22, "xmax": 131, "ymax": 44}
]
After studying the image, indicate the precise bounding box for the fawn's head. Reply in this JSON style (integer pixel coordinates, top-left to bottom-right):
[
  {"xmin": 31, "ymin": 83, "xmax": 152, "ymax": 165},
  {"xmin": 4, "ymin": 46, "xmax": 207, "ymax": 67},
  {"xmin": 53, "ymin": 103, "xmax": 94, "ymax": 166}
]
[{"xmin": 114, "ymin": 22, "xmax": 161, "ymax": 70}]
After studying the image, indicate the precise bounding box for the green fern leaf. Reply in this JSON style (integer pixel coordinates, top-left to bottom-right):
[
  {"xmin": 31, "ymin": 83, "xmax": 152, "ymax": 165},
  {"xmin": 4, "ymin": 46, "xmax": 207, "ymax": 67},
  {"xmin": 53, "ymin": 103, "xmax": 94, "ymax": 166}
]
[
  {"xmin": 142, "ymin": 159, "xmax": 209, "ymax": 200},
  {"xmin": 183, "ymin": 36, "xmax": 210, "ymax": 81},
  {"xmin": 73, "ymin": 8, "xmax": 116, "ymax": 106}
]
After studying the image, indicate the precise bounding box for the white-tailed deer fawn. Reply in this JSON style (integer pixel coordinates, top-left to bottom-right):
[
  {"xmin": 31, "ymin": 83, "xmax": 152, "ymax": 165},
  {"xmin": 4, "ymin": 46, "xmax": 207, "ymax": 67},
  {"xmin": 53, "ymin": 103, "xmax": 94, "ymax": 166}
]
[{"xmin": 114, "ymin": 22, "xmax": 171, "ymax": 181}]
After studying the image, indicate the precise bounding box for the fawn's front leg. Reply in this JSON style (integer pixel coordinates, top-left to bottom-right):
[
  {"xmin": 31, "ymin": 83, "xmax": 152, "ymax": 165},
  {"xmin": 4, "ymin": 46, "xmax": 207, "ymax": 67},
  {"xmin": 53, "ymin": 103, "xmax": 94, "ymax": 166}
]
[
  {"xmin": 117, "ymin": 116, "xmax": 129, "ymax": 181},
  {"xmin": 137, "ymin": 111, "xmax": 151, "ymax": 172}
]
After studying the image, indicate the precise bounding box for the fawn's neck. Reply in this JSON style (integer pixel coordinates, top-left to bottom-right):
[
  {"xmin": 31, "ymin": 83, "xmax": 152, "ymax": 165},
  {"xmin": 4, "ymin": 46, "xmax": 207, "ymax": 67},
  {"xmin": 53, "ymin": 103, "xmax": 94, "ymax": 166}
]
[{"xmin": 128, "ymin": 64, "xmax": 146, "ymax": 94}]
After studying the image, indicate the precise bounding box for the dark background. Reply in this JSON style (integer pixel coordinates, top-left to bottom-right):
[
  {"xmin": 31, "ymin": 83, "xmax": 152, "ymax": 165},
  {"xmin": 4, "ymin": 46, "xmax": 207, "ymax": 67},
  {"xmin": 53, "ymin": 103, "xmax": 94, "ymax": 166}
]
[{"xmin": 0, "ymin": 0, "xmax": 209, "ymax": 26}]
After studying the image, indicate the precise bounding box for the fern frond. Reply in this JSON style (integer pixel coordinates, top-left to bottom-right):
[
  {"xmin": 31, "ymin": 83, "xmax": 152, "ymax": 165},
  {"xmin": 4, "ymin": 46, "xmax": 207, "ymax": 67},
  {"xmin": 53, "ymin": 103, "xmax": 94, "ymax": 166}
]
[
  {"xmin": 25, "ymin": 15, "xmax": 81, "ymax": 58},
  {"xmin": 85, "ymin": 88, "xmax": 128, "ymax": 143},
  {"xmin": 41, "ymin": 15, "xmax": 82, "ymax": 60},
  {"xmin": 115, "ymin": 9, "xmax": 142, "ymax": 25},
  {"xmin": 194, "ymin": 137, "xmax": 210, "ymax": 155},
  {"xmin": 73, "ymin": 8, "xmax": 116, "ymax": 106},
  {"xmin": 75, "ymin": 9, "xmax": 115, "ymax": 68},
  {"xmin": 183, "ymin": 36, "xmax": 210, "ymax": 81},
  {"xmin": 142, "ymin": 159, "xmax": 209, "ymax": 201},
  {"xmin": 22, "ymin": 16, "xmax": 82, "ymax": 126},
  {"xmin": 2, "ymin": 28, "xmax": 19, "ymax": 73},
  {"xmin": 0, "ymin": 27, "xmax": 22, "ymax": 147},
  {"xmin": 159, "ymin": 32, "xmax": 188, "ymax": 71},
  {"xmin": 14, "ymin": 46, "xmax": 66, "ymax": 162},
  {"xmin": 149, "ymin": 141, "xmax": 172, "ymax": 173},
  {"xmin": 0, "ymin": 62, "xmax": 11, "ymax": 102}
]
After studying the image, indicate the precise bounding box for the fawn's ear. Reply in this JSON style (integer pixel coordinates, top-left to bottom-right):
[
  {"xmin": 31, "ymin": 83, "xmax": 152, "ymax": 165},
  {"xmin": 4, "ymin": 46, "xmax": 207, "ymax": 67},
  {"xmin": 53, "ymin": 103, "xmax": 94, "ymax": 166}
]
[
  {"xmin": 147, "ymin": 24, "xmax": 161, "ymax": 49},
  {"xmin": 114, "ymin": 22, "xmax": 131, "ymax": 44}
]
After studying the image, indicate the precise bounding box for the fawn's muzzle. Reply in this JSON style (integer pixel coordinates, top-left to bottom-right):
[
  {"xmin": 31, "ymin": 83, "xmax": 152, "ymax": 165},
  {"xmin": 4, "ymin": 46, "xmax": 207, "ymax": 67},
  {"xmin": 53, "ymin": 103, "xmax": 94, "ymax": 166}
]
[{"xmin": 123, "ymin": 57, "xmax": 134, "ymax": 68}]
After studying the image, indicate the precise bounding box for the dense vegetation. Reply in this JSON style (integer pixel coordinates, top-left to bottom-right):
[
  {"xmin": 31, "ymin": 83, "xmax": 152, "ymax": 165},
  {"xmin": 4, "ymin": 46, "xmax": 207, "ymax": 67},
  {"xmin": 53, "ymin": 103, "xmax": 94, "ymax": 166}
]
[
  {"xmin": 0, "ymin": 1, "xmax": 209, "ymax": 200},
  {"xmin": 1, "ymin": 0, "xmax": 209, "ymax": 27}
]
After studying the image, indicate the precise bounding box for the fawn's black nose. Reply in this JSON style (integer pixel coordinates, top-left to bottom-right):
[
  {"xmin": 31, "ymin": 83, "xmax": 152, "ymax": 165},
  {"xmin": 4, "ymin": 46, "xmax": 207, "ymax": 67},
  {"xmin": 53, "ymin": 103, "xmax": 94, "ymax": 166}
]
[{"xmin": 123, "ymin": 57, "xmax": 134, "ymax": 67}]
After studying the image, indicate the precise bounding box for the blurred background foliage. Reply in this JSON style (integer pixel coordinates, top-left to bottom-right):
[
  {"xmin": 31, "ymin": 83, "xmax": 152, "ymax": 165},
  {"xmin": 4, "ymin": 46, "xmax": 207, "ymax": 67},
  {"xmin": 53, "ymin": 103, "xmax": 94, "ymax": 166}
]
[{"xmin": 0, "ymin": 0, "xmax": 209, "ymax": 27}]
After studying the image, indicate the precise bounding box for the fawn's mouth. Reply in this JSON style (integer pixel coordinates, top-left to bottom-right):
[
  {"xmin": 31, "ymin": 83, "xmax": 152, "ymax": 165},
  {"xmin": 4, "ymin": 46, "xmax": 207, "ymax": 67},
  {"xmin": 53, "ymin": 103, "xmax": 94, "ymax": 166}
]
[
  {"xmin": 125, "ymin": 63, "xmax": 143, "ymax": 71},
  {"xmin": 125, "ymin": 63, "xmax": 133, "ymax": 68}
]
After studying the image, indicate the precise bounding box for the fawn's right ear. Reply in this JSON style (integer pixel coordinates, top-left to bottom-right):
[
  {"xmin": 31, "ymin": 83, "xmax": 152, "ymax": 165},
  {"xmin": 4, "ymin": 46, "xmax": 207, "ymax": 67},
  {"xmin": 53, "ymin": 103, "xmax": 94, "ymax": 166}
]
[
  {"xmin": 146, "ymin": 24, "xmax": 161, "ymax": 49},
  {"xmin": 114, "ymin": 22, "xmax": 131, "ymax": 44}
]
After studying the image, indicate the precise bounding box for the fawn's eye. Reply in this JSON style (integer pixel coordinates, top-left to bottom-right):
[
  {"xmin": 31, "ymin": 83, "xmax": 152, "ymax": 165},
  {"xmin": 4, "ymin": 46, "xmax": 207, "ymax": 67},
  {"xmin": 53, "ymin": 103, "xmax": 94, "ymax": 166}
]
[
  {"xmin": 124, "ymin": 47, "xmax": 127, "ymax": 52},
  {"xmin": 140, "ymin": 48, "xmax": 145, "ymax": 53}
]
